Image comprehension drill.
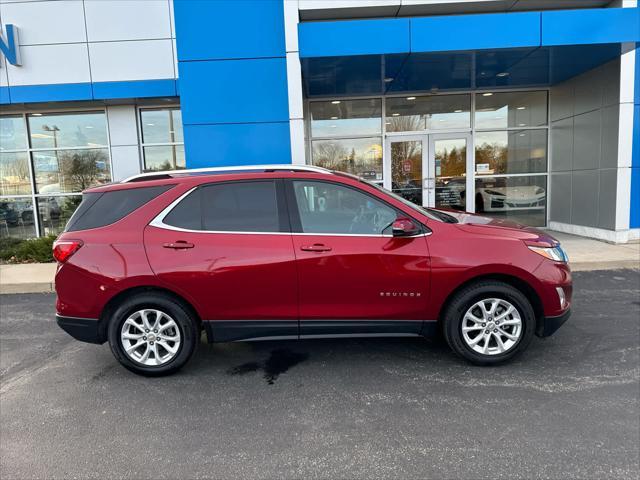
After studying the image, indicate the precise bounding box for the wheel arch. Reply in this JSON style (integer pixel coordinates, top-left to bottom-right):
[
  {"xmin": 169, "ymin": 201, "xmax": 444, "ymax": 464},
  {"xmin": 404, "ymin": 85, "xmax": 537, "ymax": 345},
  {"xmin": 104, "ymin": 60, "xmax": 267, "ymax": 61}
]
[
  {"xmin": 98, "ymin": 286, "xmax": 202, "ymax": 343},
  {"xmin": 437, "ymin": 273, "xmax": 544, "ymax": 325}
]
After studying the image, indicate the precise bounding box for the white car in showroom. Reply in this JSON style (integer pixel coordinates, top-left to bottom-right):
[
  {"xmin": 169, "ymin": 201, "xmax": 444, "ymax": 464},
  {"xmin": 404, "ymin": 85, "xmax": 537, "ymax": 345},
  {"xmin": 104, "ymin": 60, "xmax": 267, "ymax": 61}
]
[{"xmin": 475, "ymin": 181, "xmax": 546, "ymax": 213}]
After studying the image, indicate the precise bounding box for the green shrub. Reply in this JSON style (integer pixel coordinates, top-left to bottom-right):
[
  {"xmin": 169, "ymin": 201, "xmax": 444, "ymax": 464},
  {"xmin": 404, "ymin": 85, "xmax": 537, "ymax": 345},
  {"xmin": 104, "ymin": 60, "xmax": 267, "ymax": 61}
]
[{"xmin": 0, "ymin": 235, "xmax": 57, "ymax": 263}]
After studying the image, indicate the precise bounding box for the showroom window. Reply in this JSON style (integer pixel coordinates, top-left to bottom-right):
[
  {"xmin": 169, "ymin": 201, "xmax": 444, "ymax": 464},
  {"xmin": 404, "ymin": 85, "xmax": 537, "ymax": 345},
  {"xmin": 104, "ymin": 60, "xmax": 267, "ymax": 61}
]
[
  {"xmin": 140, "ymin": 108, "xmax": 185, "ymax": 172},
  {"xmin": 306, "ymin": 90, "xmax": 549, "ymax": 227},
  {"xmin": 0, "ymin": 111, "xmax": 112, "ymax": 239},
  {"xmin": 385, "ymin": 94, "xmax": 471, "ymax": 132},
  {"xmin": 474, "ymin": 91, "xmax": 548, "ymax": 226},
  {"xmin": 309, "ymin": 99, "xmax": 383, "ymax": 182}
]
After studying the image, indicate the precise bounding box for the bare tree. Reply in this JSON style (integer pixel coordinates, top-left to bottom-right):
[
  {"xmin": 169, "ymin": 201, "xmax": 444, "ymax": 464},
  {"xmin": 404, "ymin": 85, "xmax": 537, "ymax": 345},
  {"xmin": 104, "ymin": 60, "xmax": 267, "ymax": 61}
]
[{"xmin": 59, "ymin": 150, "xmax": 110, "ymax": 191}]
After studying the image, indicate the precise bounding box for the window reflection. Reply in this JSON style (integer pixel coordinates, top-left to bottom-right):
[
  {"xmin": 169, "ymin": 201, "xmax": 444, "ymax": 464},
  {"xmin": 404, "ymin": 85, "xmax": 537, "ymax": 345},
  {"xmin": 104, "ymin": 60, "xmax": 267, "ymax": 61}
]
[
  {"xmin": 475, "ymin": 130, "xmax": 547, "ymax": 175},
  {"xmin": 1, "ymin": 111, "xmax": 112, "ymax": 237},
  {"xmin": 33, "ymin": 149, "xmax": 111, "ymax": 194},
  {"xmin": 434, "ymin": 138, "xmax": 467, "ymax": 211},
  {"xmin": 0, "ymin": 197, "xmax": 36, "ymax": 239},
  {"xmin": 385, "ymin": 95, "xmax": 470, "ymax": 132},
  {"xmin": 141, "ymin": 109, "xmax": 183, "ymax": 144},
  {"xmin": 28, "ymin": 112, "xmax": 108, "ymax": 149},
  {"xmin": 312, "ymin": 138, "xmax": 382, "ymax": 182},
  {"xmin": 0, "ymin": 116, "xmax": 27, "ymax": 151},
  {"xmin": 475, "ymin": 91, "xmax": 547, "ymax": 130},
  {"xmin": 141, "ymin": 108, "xmax": 184, "ymax": 172},
  {"xmin": 391, "ymin": 141, "xmax": 423, "ymax": 205},
  {"xmin": 37, "ymin": 195, "xmax": 82, "ymax": 236},
  {"xmin": 475, "ymin": 176, "xmax": 546, "ymax": 227},
  {"xmin": 143, "ymin": 145, "xmax": 185, "ymax": 171},
  {"xmin": 310, "ymin": 99, "xmax": 382, "ymax": 137},
  {"xmin": 0, "ymin": 152, "xmax": 31, "ymax": 195}
]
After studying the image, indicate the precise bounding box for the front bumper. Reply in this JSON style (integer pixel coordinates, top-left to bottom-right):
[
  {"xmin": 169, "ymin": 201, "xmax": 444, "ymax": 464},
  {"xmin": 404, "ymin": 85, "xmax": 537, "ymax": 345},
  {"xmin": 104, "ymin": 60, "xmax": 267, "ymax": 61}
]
[
  {"xmin": 56, "ymin": 315, "xmax": 104, "ymax": 344},
  {"xmin": 536, "ymin": 308, "xmax": 571, "ymax": 337}
]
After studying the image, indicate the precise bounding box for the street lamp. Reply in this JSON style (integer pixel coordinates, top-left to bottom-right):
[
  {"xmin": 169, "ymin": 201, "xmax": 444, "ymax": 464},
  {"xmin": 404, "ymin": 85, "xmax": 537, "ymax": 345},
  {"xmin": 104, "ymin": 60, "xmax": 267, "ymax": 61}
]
[
  {"xmin": 41, "ymin": 125, "xmax": 62, "ymax": 190},
  {"xmin": 41, "ymin": 124, "xmax": 60, "ymax": 149}
]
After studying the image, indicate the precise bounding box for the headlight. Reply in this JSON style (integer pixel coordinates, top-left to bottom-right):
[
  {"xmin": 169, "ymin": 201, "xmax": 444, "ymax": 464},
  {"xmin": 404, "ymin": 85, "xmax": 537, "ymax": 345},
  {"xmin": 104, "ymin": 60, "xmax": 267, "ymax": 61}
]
[
  {"xmin": 484, "ymin": 189, "xmax": 505, "ymax": 196},
  {"xmin": 528, "ymin": 245, "xmax": 569, "ymax": 262}
]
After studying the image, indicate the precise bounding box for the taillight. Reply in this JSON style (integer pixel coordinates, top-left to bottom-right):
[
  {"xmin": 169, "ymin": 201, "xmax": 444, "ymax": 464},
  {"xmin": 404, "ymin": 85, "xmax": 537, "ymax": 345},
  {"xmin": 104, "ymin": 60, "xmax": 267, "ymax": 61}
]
[{"xmin": 52, "ymin": 240, "xmax": 83, "ymax": 263}]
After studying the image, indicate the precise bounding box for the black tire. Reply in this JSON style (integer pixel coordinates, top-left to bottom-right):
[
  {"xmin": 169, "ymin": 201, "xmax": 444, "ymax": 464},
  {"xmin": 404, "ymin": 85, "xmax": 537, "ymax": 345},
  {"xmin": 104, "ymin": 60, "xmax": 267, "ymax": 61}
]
[
  {"xmin": 442, "ymin": 281, "xmax": 535, "ymax": 366},
  {"xmin": 107, "ymin": 292, "xmax": 199, "ymax": 376}
]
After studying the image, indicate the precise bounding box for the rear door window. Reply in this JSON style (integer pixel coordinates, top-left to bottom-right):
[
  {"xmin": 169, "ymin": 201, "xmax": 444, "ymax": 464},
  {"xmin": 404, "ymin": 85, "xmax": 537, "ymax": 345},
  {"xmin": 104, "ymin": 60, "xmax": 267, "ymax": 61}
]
[{"xmin": 162, "ymin": 180, "xmax": 284, "ymax": 233}]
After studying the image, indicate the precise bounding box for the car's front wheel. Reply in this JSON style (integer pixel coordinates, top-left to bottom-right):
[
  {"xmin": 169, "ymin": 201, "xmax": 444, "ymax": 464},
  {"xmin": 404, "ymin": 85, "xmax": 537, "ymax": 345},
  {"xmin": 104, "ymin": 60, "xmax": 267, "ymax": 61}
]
[
  {"xmin": 442, "ymin": 281, "xmax": 536, "ymax": 365},
  {"xmin": 107, "ymin": 292, "xmax": 199, "ymax": 376}
]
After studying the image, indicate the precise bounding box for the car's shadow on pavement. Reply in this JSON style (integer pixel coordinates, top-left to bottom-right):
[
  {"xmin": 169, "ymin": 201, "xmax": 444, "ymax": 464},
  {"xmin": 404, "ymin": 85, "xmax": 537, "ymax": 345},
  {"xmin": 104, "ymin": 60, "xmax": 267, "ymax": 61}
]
[
  {"xmin": 188, "ymin": 336, "xmax": 454, "ymax": 384},
  {"xmin": 174, "ymin": 333, "xmax": 548, "ymax": 388}
]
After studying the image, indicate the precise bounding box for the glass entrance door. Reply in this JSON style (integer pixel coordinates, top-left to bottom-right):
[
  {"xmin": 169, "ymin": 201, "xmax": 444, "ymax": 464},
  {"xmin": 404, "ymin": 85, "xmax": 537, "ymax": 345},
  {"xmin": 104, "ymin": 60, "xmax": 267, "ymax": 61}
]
[
  {"xmin": 384, "ymin": 135, "xmax": 428, "ymax": 207},
  {"xmin": 428, "ymin": 133, "xmax": 472, "ymax": 212},
  {"xmin": 384, "ymin": 133, "xmax": 472, "ymax": 210}
]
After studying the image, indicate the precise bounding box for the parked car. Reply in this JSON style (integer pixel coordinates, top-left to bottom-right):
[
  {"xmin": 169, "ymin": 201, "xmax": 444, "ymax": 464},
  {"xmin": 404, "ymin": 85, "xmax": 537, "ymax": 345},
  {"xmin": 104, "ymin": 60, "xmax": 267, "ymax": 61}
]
[
  {"xmin": 0, "ymin": 202, "xmax": 19, "ymax": 226},
  {"xmin": 53, "ymin": 165, "xmax": 571, "ymax": 376},
  {"xmin": 475, "ymin": 180, "xmax": 546, "ymax": 213}
]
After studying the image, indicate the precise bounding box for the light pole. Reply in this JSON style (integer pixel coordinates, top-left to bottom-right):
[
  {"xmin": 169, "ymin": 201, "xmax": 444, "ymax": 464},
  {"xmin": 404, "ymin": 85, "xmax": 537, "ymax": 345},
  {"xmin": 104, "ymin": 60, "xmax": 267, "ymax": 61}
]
[
  {"xmin": 42, "ymin": 125, "xmax": 62, "ymax": 191},
  {"xmin": 42, "ymin": 124, "xmax": 60, "ymax": 149}
]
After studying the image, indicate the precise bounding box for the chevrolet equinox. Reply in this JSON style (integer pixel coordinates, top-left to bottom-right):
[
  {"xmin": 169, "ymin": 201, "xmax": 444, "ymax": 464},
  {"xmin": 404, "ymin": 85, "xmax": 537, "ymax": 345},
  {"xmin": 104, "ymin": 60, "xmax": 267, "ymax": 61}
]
[{"xmin": 54, "ymin": 165, "xmax": 572, "ymax": 376}]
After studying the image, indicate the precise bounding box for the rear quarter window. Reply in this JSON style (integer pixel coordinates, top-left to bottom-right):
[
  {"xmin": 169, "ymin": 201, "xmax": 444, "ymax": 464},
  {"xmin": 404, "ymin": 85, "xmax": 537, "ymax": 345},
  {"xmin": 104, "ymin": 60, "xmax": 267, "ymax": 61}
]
[{"xmin": 65, "ymin": 185, "xmax": 173, "ymax": 232}]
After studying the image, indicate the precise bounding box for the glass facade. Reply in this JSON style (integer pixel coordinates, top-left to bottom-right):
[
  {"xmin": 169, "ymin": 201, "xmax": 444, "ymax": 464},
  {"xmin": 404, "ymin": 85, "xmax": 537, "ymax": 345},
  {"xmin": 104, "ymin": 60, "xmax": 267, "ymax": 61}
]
[
  {"xmin": 474, "ymin": 91, "xmax": 548, "ymax": 226},
  {"xmin": 385, "ymin": 94, "xmax": 471, "ymax": 132},
  {"xmin": 308, "ymin": 90, "xmax": 549, "ymax": 226},
  {"xmin": 140, "ymin": 108, "xmax": 185, "ymax": 171},
  {"xmin": 311, "ymin": 138, "xmax": 383, "ymax": 182},
  {"xmin": 0, "ymin": 112, "xmax": 111, "ymax": 238}
]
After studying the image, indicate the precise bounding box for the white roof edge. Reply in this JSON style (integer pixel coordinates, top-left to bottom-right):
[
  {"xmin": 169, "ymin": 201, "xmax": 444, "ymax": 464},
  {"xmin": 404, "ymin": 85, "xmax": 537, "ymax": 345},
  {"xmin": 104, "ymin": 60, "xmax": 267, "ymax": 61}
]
[{"xmin": 122, "ymin": 164, "xmax": 332, "ymax": 183}]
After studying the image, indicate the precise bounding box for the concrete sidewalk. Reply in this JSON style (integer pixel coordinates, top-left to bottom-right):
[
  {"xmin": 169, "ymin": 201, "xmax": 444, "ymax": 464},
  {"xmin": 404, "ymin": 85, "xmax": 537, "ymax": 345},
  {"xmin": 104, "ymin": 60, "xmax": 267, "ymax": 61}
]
[
  {"xmin": 0, "ymin": 263, "xmax": 57, "ymax": 294},
  {"xmin": 0, "ymin": 232, "xmax": 638, "ymax": 294},
  {"xmin": 551, "ymin": 232, "xmax": 639, "ymax": 271}
]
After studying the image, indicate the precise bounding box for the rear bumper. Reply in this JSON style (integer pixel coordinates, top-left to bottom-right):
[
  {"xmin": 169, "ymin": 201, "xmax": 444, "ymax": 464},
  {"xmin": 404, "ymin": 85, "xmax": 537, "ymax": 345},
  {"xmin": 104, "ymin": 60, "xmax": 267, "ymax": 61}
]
[
  {"xmin": 56, "ymin": 315, "xmax": 104, "ymax": 344},
  {"xmin": 536, "ymin": 308, "xmax": 571, "ymax": 338}
]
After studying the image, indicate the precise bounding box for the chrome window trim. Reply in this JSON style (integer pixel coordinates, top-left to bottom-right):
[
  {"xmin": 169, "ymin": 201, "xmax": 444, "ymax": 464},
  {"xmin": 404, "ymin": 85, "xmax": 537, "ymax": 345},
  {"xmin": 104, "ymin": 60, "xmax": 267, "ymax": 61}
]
[{"xmin": 149, "ymin": 186, "xmax": 431, "ymax": 238}]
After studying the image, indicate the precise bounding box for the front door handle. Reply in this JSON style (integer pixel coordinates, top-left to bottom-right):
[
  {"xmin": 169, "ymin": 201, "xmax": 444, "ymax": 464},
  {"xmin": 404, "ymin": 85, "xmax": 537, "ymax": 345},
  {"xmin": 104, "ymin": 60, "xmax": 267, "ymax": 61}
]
[
  {"xmin": 300, "ymin": 243, "xmax": 332, "ymax": 252},
  {"xmin": 163, "ymin": 241, "xmax": 194, "ymax": 249}
]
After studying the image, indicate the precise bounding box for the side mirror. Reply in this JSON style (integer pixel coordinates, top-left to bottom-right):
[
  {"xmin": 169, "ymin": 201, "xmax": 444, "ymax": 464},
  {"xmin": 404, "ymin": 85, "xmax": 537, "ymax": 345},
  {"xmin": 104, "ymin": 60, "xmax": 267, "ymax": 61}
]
[{"xmin": 392, "ymin": 217, "xmax": 420, "ymax": 237}]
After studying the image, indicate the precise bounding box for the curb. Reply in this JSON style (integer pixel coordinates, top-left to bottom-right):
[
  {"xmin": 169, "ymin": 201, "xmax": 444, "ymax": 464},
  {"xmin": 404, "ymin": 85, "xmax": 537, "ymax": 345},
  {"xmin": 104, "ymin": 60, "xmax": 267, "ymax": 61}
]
[
  {"xmin": 0, "ymin": 282, "xmax": 55, "ymax": 295},
  {"xmin": 570, "ymin": 261, "xmax": 640, "ymax": 272}
]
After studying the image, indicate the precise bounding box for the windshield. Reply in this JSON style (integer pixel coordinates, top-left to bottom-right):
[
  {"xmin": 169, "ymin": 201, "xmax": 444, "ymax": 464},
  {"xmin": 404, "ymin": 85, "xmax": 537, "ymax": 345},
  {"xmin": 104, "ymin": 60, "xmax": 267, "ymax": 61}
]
[{"xmin": 339, "ymin": 173, "xmax": 459, "ymax": 224}]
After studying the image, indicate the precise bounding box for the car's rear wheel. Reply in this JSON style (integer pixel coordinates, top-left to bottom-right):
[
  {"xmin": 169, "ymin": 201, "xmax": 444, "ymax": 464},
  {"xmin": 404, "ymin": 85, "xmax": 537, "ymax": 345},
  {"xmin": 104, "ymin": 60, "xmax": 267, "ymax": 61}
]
[
  {"xmin": 107, "ymin": 292, "xmax": 198, "ymax": 376},
  {"xmin": 442, "ymin": 281, "xmax": 535, "ymax": 365}
]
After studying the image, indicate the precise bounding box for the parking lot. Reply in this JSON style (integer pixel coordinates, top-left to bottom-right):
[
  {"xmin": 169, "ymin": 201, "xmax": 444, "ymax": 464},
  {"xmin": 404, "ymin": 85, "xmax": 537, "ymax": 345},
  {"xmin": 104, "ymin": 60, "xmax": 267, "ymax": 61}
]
[{"xmin": 1, "ymin": 269, "xmax": 639, "ymax": 479}]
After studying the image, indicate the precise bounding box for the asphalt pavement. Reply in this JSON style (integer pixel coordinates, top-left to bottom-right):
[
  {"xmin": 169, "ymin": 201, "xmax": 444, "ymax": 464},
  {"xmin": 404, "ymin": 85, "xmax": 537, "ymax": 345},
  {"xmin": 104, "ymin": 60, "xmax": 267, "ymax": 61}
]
[{"xmin": 1, "ymin": 270, "xmax": 639, "ymax": 479}]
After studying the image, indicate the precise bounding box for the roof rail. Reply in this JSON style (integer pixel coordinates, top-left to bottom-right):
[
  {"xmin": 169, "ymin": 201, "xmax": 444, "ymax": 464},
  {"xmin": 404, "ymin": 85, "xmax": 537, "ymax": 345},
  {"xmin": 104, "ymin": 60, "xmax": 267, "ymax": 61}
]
[{"xmin": 121, "ymin": 164, "xmax": 332, "ymax": 183}]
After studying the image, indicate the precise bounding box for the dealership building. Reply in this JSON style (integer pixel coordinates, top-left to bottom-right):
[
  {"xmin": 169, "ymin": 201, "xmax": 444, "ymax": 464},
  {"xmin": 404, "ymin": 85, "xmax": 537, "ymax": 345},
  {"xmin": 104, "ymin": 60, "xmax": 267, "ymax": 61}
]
[{"xmin": 0, "ymin": 0, "xmax": 639, "ymax": 243}]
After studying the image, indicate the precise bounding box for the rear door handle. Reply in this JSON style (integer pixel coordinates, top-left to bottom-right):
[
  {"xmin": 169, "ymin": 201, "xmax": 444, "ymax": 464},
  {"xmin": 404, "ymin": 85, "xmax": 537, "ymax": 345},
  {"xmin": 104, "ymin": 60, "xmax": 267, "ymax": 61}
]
[
  {"xmin": 300, "ymin": 243, "xmax": 332, "ymax": 252},
  {"xmin": 163, "ymin": 241, "xmax": 194, "ymax": 249}
]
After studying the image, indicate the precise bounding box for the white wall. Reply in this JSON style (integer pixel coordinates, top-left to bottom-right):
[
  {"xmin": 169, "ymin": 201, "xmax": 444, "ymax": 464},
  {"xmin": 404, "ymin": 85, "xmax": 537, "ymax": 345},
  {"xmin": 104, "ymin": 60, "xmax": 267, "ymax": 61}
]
[
  {"xmin": 106, "ymin": 105, "xmax": 143, "ymax": 181},
  {"xmin": 0, "ymin": 0, "xmax": 177, "ymax": 86}
]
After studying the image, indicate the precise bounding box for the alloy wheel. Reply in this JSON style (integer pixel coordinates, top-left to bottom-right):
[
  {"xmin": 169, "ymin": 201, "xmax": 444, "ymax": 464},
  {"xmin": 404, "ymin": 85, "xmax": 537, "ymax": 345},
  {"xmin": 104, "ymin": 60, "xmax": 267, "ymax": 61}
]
[
  {"xmin": 461, "ymin": 298, "xmax": 523, "ymax": 356},
  {"xmin": 120, "ymin": 309, "xmax": 182, "ymax": 366}
]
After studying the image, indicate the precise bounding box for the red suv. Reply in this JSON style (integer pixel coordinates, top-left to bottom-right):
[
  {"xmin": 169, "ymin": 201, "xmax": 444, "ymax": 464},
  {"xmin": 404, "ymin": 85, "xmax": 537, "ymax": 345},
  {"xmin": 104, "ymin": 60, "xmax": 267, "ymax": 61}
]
[{"xmin": 53, "ymin": 165, "xmax": 571, "ymax": 376}]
